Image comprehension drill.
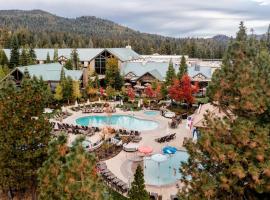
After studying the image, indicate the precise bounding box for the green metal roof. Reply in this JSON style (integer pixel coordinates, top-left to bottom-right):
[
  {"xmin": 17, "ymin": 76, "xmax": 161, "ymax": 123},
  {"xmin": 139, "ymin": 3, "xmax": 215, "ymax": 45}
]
[
  {"xmin": 121, "ymin": 61, "xmax": 213, "ymax": 81},
  {"xmin": 16, "ymin": 63, "xmax": 82, "ymax": 81},
  {"xmin": 4, "ymin": 48, "xmax": 140, "ymax": 62},
  {"xmin": 106, "ymin": 48, "xmax": 140, "ymax": 61}
]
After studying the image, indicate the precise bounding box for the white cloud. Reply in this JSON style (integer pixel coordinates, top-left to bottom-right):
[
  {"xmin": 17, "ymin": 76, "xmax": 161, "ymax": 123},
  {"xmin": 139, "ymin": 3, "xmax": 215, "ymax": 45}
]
[
  {"xmin": 252, "ymin": 0, "xmax": 270, "ymax": 5},
  {"xmin": 1, "ymin": 0, "xmax": 270, "ymax": 37}
]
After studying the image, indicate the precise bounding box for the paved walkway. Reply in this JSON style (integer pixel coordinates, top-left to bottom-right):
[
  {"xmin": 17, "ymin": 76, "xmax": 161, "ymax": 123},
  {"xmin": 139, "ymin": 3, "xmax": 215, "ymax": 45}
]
[{"xmin": 61, "ymin": 103, "xmax": 192, "ymax": 200}]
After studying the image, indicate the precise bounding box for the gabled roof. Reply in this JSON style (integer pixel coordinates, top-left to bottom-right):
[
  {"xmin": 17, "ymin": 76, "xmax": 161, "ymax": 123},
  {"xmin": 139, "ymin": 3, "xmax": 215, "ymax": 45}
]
[
  {"xmin": 106, "ymin": 48, "xmax": 140, "ymax": 61},
  {"xmin": 147, "ymin": 69, "xmax": 163, "ymax": 81},
  {"xmin": 121, "ymin": 61, "xmax": 171, "ymax": 80},
  {"xmin": 188, "ymin": 66, "xmax": 212, "ymax": 79},
  {"xmin": 3, "ymin": 48, "xmax": 139, "ymax": 62},
  {"xmin": 16, "ymin": 63, "xmax": 82, "ymax": 81}
]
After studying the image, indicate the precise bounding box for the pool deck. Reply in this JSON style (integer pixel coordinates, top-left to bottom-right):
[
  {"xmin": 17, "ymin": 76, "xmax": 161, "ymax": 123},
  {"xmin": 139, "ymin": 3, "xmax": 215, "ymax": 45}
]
[{"xmin": 62, "ymin": 104, "xmax": 192, "ymax": 200}]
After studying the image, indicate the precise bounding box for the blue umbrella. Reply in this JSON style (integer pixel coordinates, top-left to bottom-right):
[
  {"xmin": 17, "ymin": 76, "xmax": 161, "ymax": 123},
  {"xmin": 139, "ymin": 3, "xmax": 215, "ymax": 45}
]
[{"xmin": 162, "ymin": 146, "xmax": 177, "ymax": 155}]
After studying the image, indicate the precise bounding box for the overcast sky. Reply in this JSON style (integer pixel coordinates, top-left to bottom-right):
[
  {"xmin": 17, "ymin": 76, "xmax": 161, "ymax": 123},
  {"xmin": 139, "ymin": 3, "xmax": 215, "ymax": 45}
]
[{"xmin": 2, "ymin": 0, "xmax": 270, "ymax": 37}]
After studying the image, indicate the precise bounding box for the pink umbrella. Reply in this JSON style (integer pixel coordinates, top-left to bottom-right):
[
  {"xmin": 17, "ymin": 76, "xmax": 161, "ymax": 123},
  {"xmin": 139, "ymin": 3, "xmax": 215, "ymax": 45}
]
[{"xmin": 138, "ymin": 146, "xmax": 153, "ymax": 155}]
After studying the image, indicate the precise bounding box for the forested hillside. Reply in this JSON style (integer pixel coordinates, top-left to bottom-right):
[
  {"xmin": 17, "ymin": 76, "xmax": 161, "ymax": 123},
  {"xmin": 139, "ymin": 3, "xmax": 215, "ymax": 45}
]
[{"xmin": 0, "ymin": 9, "xmax": 230, "ymax": 58}]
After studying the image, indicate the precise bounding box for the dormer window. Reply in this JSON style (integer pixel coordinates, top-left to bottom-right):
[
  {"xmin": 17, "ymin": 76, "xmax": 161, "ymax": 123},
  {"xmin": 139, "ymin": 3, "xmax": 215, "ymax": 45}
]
[{"xmin": 195, "ymin": 65, "xmax": 200, "ymax": 71}]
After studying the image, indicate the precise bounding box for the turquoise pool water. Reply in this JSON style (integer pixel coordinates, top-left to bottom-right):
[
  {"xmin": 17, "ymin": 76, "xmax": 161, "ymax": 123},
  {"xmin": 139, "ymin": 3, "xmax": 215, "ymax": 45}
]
[
  {"xmin": 144, "ymin": 110, "xmax": 159, "ymax": 116},
  {"xmin": 76, "ymin": 115, "xmax": 159, "ymax": 131},
  {"xmin": 144, "ymin": 151, "xmax": 189, "ymax": 186}
]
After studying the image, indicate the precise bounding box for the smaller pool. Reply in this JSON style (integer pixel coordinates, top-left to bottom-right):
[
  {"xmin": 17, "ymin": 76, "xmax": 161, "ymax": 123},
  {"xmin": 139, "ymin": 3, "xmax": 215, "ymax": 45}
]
[
  {"xmin": 144, "ymin": 151, "xmax": 189, "ymax": 186},
  {"xmin": 144, "ymin": 110, "xmax": 159, "ymax": 116}
]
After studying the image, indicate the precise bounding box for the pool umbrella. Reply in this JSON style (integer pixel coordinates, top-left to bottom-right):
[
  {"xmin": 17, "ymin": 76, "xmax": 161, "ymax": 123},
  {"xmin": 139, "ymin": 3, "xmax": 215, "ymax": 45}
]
[
  {"xmin": 151, "ymin": 154, "xmax": 167, "ymax": 163},
  {"xmin": 151, "ymin": 154, "xmax": 167, "ymax": 186},
  {"xmin": 162, "ymin": 146, "xmax": 177, "ymax": 170},
  {"xmin": 138, "ymin": 146, "xmax": 153, "ymax": 155},
  {"xmin": 162, "ymin": 146, "xmax": 177, "ymax": 155}
]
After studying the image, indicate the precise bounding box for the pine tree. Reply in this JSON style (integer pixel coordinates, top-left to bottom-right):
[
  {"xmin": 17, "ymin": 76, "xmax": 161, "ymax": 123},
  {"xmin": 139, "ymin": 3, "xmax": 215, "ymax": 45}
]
[
  {"xmin": 71, "ymin": 48, "xmax": 79, "ymax": 70},
  {"xmin": 165, "ymin": 59, "xmax": 176, "ymax": 86},
  {"xmin": 179, "ymin": 22, "xmax": 270, "ymax": 200},
  {"xmin": 64, "ymin": 59, "xmax": 73, "ymax": 70},
  {"xmin": 46, "ymin": 52, "xmax": 51, "ymax": 63},
  {"xmin": 105, "ymin": 57, "xmax": 123, "ymax": 90},
  {"xmin": 38, "ymin": 135, "xmax": 67, "ymax": 200},
  {"xmin": 19, "ymin": 47, "xmax": 30, "ymax": 66},
  {"xmin": 128, "ymin": 165, "xmax": 149, "ymax": 200},
  {"xmin": 38, "ymin": 135, "xmax": 104, "ymax": 200},
  {"xmin": 60, "ymin": 67, "xmax": 66, "ymax": 82},
  {"xmin": 53, "ymin": 48, "xmax": 58, "ymax": 62},
  {"xmin": 0, "ymin": 75, "xmax": 51, "ymax": 198},
  {"xmin": 0, "ymin": 49, "xmax": 9, "ymax": 66},
  {"xmin": 54, "ymin": 84, "xmax": 63, "ymax": 102},
  {"xmin": 29, "ymin": 46, "xmax": 37, "ymax": 64},
  {"xmin": 236, "ymin": 21, "xmax": 247, "ymax": 42},
  {"xmin": 177, "ymin": 56, "xmax": 187, "ymax": 79},
  {"xmin": 9, "ymin": 35, "xmax": 20, "ymax": 68}
]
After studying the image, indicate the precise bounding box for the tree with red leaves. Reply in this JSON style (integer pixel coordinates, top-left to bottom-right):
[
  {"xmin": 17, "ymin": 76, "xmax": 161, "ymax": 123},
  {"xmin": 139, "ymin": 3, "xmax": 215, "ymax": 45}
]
[
  {"xmin": 127, "ymin": 87, "xmax": 135, "ymax": 101},
  {"xmin": 168, "ymin": 74, "xmax": 198, "ymax": 105},
  {"xmin": 168, "ymin": 79, "xmax": 183, "ymax": 101},
  {"xmin": 145, "ymin": 86, "xmax": 155, "ymax": 98},
  {"xmin": 181, "ymin": 74, "xmax": 199, "ymax": 104}
]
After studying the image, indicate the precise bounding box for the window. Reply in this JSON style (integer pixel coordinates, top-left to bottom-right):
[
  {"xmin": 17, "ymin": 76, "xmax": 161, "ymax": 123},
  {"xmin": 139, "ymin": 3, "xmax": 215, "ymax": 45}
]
[{"xmin": 94, "ymin": 51, "xmax": 114, "ymax": 74}]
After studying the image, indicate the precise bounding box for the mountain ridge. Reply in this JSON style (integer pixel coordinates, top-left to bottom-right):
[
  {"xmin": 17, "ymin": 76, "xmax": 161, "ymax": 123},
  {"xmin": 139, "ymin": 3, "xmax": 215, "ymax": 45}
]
[{"xmin": 0, "ymin": 9, "xmax": 228, "ymax": 58}]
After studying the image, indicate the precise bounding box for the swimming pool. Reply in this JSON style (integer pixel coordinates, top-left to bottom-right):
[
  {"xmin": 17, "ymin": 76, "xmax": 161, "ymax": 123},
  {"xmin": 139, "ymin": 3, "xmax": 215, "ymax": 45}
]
[
  {"xmin": 76, "ymin": 115, "xmax": 159, "ymax": 131},
  {"xmin": 144, "ymin": 151, "xmax": 189, "ymax": 186},
  {"xmin": 144, "ymin": 110, "xmax": 159, "ymax": 116}
]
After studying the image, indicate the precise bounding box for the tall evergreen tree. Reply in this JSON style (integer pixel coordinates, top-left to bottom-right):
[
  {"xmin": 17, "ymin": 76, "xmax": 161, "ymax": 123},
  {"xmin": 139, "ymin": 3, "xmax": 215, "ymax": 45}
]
[
  {"xmin": 165, "ymin": 59, "xmax": 176, "ymax": 86},
  {"xmin": 0, "ymin": 75, "xmax": 51, "ymax": 198},
  {"xmin": 236, "ymin": 21, "xmax": 247, "ymax": 42},
  {"xmin": 38, "ymin": 135, "xmax": 104, "ymax": 200},
  {"xmin": 0, "ymin": 49, "xmax": 9, "ymax": 66},
  {"xmin": 177, "ymin": 56, "xmax": 187, "ymax": 79},
  {"xmin": 46, "ymin": 52, "xmax": 51, "ymax": 63},
  {"xmin": 29, "ymin": 46, "xmax": 37, "ymax": 64},
  {"xmin": 64, "ymin": 59, "xmax": 73, "ymax": 70},
  {"xmin": 19, "ymin": 47, "xmax": 30, "ymax": 66},
  {"xmin": 53, "ymin": 48, "xmax": 58, "ymax": 62},
  {"xmin": 128, "ymin": 165, "xmax": 149, "ymax": 200},
  {"xmin": 9, "ymin": 35, "xmax": 20, "ymax": 68},
  {"xmin": 179, "ymin": 22, "xmax": 270, "ymax": 200},
  {"xmin": 71, "ymin": 48, "xmax": 79, "ymax": 70}
]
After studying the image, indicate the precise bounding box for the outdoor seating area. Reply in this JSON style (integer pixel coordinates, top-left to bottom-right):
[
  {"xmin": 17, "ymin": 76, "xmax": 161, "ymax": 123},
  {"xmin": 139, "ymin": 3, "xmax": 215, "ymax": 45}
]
[
  {"xmin": 97, "ymin": 162, "xmax": 129, "ymax": 194},
  {"xmin": 52, "ymin": 102, "xmax": 192, "ymax": 199},
  {"xmin": 54, "ymin": 122, "xmax": 100, "ymax": 136},
  {"xmin": 71, "ymin": 102, "xmax": 117, "ymax": 113},
  {"xmin": 53, "ymin": 111, "xmax": 72, "ymax": 121},
  {"xmin": 155, "ymin": 133, "xmax": 176, "ymax": 143}
]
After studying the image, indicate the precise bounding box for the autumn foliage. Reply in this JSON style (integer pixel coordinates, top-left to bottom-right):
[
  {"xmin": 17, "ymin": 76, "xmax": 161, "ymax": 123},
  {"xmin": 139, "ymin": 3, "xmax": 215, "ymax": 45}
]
[
  {"xmin": 168, "ymin": 74, "xmax": 198, "ymax": 104},
  {"xmin": 127, "ymin": 87, "xmax": 135, "ymax": 101},
  {"xmin": 145, "ymin": 86, "xmax": 155, "ymax": 98}
]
